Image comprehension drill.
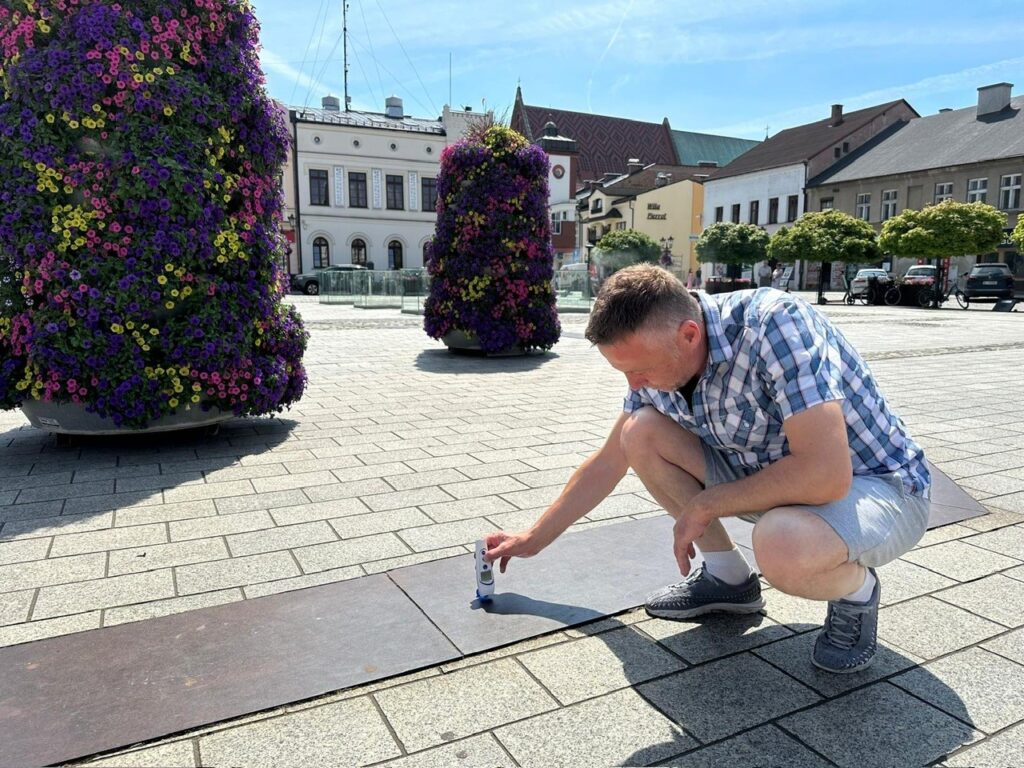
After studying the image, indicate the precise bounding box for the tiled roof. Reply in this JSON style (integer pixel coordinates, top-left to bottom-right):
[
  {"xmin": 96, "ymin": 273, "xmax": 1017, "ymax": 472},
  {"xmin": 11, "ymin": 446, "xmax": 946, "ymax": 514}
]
[
  {"xmin": 809, "ymin": 97, "xmax": 1024, "ymax": 185},
  {"xmin": 709, "ymin": 100, "xmax": 914, "ymax": 180},
  {"xmin": 512, "ymin": 88, "xmax": 677, "ymax": 181},
  {"xmin": 598, "ymin": 164, "xmax": 705, "ymax": 198},
  {"xmin": 671, "ymin": 130, "xmax": 760, "ymax": 167},
  {"xmin": 291, "ymin": 107, "xmax": 446, "ymax": 135}
]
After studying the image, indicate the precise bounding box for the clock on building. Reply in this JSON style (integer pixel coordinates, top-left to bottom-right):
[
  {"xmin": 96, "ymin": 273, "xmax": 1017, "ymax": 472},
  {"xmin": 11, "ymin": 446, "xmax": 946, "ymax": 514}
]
[{"xmin": 552, "ymin": 164, "xmax": 565, "ymax": 179}]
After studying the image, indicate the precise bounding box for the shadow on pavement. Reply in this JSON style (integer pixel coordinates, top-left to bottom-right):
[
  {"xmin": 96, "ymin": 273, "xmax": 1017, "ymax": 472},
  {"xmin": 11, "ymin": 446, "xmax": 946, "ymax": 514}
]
[{"xmin": 413, "ymin": 348, "xmax": 559, "ymax": 374}]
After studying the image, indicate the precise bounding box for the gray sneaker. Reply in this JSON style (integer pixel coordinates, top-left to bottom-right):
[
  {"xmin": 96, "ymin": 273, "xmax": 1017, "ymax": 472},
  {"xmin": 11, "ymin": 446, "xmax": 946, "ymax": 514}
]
[
  {"xmin": 812, "ymin": 569, "xmax": 880, "ymax": 674},
  {"xmin": 644, "ymin": 565, "xmax": 764, "ymax": 620}
]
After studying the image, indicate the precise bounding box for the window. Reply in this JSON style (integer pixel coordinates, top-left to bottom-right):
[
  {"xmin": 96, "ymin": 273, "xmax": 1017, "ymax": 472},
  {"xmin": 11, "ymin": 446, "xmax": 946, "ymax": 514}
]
[
  {"xmin": 386, "ymin": 174, "xmax": 404, "ymax": 210},
  {"xmin": 731, "ymin": 203, "xmax": 740, "ymax": 223},
  {"xmin": 351, "ymin": 238, "xmax": 367, "ymax": 265},
  {"xmin": 312, "ymin": 237, "xmax": 330, "ymax": 268},
  {"xmin": 820, "ymin": 198, "xmax": 834, "ymax": 211},
  {"xmin": 749, "ymin": 200, "xmax": 759, "ymax": 224},
  {"xmin": 934, "ymin": 182, "xmax": 953, "ymax": 204},
  {"xmin": 999, "ymin": 174, "xmax": 1021, "ymax": 210},
  {"xmin": 843, "ymin": 142, "xmax": 850, "ymax": 154},
  {"xmin": 309, "ymin": 169, "xmax": 329, "ymax": 206},
  {"xmin": 881, "ymin": 189, "xmax": 898, "ymax": 220},
  {"xmin": 348, "ymin": 172, "xmax": 368, "ymax": 208},
  {"xmin": 421, "ymin": 177, "xmax": 438, "ymax": 212},
  {"xmin": 786, "ymin": 195, "xmax": 799, "ymax": 222},
  {"xmin": 550, "ymin": 212, "xmax": 562, "ymax": 235},
  {"xmin": 591, "ymin": 198, "xmax": 603, "ymax": 213},
  {"xmin": 615, "ymin": 221, "xmax": 626, "ymax": 230},
  {"xmin": 387, "ymin": 240, "xmax": 403, "ymax": 269},
  {"xmin": 422, "ymin": 242, "xmax": 430, "ymax": 262},
  {"xmin": 967, "ymin": 178, "xmax": 987, "ymax": 203},
  {"xmin": 714, "ymin": 206, "xmax": 724, "ymax": 223},
  {"xmin": 856, "ymin": 193, "xmax": 871, "ymax": 221},
  {"xmin": 768, "ymin": 197, "xmax": 779, "ymax": 224}
]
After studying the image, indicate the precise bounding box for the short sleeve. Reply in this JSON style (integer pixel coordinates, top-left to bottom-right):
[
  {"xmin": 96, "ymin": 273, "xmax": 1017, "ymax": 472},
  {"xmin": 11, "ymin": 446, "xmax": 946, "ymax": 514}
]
[{"xmin": 623, "ymin": 387, "xmax": 652, "ymax": 414}]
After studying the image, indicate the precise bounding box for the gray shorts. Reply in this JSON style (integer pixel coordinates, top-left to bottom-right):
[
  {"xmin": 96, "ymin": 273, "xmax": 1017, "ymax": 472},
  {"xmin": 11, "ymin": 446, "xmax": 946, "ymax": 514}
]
[{"xmin": 702, "ymin": 442, "xmax": 930, "ymax": 568}]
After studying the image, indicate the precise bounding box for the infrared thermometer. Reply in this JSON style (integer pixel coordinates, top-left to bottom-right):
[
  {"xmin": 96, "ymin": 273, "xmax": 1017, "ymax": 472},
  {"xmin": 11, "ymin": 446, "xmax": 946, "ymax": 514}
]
[{"xmin": 474, "ymin": 539, "xmax": 494, "ymax": 602}]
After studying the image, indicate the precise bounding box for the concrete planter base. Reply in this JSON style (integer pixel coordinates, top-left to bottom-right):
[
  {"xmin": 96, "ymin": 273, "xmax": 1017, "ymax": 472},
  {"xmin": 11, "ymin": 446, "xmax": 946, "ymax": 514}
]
[
  {"xmin": 441, "ymin": 329, "xmax": 526, "ymax": 357},
  {"xmin": 21, "ymin": 400, "xmax": 231, "ymax": 435}
]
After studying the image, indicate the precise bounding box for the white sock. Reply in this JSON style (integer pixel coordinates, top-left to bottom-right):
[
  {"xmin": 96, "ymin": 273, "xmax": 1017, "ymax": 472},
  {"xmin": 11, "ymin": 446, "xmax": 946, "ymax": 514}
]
[
  {"xmin": 701, "ymin": 547, "xmax": 754, "ymax": 585},
  {"xmin": 841, "ymin": 568, "xmax": 876, "ymax": 603}
]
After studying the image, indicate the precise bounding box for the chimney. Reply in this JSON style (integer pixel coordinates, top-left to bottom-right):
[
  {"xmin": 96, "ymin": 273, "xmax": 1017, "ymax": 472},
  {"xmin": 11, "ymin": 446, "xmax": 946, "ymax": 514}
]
[
  {"xmin": 626, "ymin": 158, "xmax": 643, "ymax": 173},
  {"xmin": 321, "ymin": 95, "xmax": 341, "ymax": 112},
  {"xmin": 385, "ymin": 95, "xmax": 404, "ymax": 119},
  {"xmin": 654, "ymin": 172, "xmax": 672, "ymax": 187},
  {"xmin": 977, "ymin": 82, "xmax": 1013, "ymax": 117},
  {"xmin": 938, "ymin": 108, "xmax": 953, "ymax": 113},
  {"xmin": 697, "ymin": 161, "xmax": 718, "ymax": 168},
  {"xmin": 829, "ymin": 104, "xmax": 843, "ymax": 126}
]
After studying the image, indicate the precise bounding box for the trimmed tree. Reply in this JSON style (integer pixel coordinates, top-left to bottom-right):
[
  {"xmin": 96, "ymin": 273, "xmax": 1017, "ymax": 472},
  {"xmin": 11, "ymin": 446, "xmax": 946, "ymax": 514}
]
[
  {"xmin": 592, "ymin": 229, "xmax": 661, "ymax": 275},
  {"xmin": 424, "ymin": 125, "xmax": 560, "ymax": 354},
  {"xmin": 0, "ymin": 0, "xmax": 307, "ymax": 429},
  {"xmin": 1013, "ymin": 215, "xmax": 1024, "ymax": 251},
  {"xmin": 695, "ymin": 222, "xmax": 768, "ymax": 280},
  {"xmin": 768, "ymin": 210, "xmax": 881, "ymax": 303},
  {"xmin": 879, "ymin": 200, "xmax": 1006, "ymax": 307}
]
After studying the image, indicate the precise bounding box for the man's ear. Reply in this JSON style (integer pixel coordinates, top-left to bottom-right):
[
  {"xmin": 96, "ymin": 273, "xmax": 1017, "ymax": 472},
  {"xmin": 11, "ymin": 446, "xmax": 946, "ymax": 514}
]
[{"xmin": 676, "ymin": 319, "xmax": 700, "ymax": 349}]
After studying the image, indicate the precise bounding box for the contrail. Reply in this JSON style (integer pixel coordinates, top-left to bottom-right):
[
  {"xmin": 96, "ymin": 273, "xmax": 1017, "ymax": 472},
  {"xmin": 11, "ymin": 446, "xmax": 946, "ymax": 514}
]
[{"xmin": 587, "ymin": 0, "xmax": 637, "ymax": 113}]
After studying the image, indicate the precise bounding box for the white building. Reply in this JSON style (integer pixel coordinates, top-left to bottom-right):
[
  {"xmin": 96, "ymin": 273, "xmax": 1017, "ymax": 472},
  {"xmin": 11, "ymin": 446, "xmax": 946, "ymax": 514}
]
[{"xmin": 282, "ymin": 97, "xmax": 489, "ymax": 274}]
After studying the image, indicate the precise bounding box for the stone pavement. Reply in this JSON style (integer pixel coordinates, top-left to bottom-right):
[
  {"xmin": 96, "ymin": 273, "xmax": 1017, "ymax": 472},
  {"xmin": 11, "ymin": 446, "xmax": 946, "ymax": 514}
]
[{"xmin": 1, "ymin": 294, "xmax": 1023, "ymax": 766}]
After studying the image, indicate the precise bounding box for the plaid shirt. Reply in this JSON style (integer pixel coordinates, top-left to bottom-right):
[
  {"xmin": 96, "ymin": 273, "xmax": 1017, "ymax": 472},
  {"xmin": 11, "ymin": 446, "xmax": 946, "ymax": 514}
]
[{"xmin": 623, "ymin": 288, "xmax": 930, "ymax": 496}]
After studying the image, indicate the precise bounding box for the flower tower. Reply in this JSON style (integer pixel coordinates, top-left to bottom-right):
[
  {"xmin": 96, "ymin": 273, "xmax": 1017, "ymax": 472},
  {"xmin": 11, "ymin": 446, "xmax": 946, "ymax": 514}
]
[
  {"xmin": 424, "ymin": 125, "xmax": 560, "ymax": 354},
  {"xmin": 0, "ymin": 0, "xmax": 307, "ymax": 431}
]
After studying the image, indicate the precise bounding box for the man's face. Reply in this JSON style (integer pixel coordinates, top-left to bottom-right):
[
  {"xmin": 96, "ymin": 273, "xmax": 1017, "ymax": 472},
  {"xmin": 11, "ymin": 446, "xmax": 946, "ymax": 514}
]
[{"xmin": 598, "ymin": 320, "xmax": 706, "ymax": 392}]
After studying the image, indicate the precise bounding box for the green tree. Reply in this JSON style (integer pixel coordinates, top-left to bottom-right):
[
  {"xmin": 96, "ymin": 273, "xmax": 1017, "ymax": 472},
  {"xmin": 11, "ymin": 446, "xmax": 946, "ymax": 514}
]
[
  {"xmin": 879, "ymin": 200, "xmax": 1006, "ymax": 306},
  {"xmin": 1013, "ymin": 215, "xmax": 1024, "ymax": 251},
  {"xmin": 593, "ymin": 229, "xmax": 661, "ymax": 274},
  {"xmin": 768, "ymin": 210, "xmax": 881, "ymax": 303},
  {"xmin": 695, "ymin": 222, "xmax": 768, "ymax": 278}
]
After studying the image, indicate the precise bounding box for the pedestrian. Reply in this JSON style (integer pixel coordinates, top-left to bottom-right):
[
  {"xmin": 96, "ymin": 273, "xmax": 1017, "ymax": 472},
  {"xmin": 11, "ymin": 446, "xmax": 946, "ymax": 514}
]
[
  {"xmin": 694, "ymin": 269, "xmax": 702, "ymax": 289},
  {"xmin": 685, "ymin": 269, "xmax": 695, "ymax": 289},
  {"xmin": 485, "ymin": 264, "xmax": 930, "ymax": 673}
]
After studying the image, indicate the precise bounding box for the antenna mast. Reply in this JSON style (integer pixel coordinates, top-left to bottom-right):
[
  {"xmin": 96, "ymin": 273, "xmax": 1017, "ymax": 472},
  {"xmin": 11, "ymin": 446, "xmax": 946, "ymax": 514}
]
[{"xmin": 343, "ymin": 1, "xmax": 350, "ymax": 111}]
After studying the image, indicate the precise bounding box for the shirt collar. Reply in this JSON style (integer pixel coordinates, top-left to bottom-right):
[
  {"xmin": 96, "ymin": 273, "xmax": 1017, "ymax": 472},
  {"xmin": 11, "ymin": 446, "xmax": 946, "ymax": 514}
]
[{"xmin": 696, "ymin": 291, "xmax": 734, "ymax": 368}]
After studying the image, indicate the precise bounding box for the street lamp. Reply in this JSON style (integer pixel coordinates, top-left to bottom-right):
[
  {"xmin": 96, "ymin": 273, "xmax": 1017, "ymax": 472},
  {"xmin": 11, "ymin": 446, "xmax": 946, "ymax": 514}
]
[{"xmin": 659, "ymin": 236, "xmax": 674, "ymax": 267}]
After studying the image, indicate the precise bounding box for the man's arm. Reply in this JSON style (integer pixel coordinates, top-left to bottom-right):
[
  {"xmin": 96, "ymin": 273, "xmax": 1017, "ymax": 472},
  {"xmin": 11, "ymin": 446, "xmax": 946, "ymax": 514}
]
[{"xmin": 485, "ymin": 411, "xmax": 632, "ymax": 572}]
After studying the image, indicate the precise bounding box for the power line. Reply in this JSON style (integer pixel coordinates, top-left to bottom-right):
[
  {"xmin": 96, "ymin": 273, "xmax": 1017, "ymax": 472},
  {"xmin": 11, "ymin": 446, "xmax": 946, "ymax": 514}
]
[
  {"xmin": 302, "ymin": 0, "xmax": 334, "ymax": 108},
  {"xmin": 356, "ymin": 0, "xmax": 388, "ymax": 107},
  {"xmin": 289, "ymin": 0, "xmax": 330, "ymax": 106},
  {"xmin": 347, "ymin": 36, "xmax": 434, "ymax": 116},
  {"xmin": 373, "ymin": 0, "xmax": 438, "ymax": 115}
]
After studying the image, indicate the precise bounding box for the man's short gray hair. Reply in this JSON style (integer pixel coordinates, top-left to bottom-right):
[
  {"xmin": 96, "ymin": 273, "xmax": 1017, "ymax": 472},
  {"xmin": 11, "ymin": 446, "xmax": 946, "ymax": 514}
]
[{"xmin": 585, "ymin": 264, "xmax": 701, "ymax": 345}]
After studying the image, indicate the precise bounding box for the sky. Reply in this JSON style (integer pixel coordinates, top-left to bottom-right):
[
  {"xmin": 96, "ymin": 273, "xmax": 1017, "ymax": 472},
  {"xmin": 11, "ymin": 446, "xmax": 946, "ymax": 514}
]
[{"xmin": 254, "ymin": 0, "xmax": 1024, "ymax": 141}]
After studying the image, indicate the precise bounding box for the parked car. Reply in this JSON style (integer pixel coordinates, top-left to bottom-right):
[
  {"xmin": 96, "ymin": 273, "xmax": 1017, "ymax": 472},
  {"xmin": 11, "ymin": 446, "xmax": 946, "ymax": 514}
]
[
  {"xmin": 963, "ymin": 263, "xmax": 1014, "ymax": 301},
  {"xmin": 900, "ymin": 265, "xmax": 937, "ymax": 286},
  {"xmin": 849, "ymin": 268, "xmax": 891, "ymax": 298},
  {"xmin": 556, "ymin": 262, "xmax": 599, "ymax": 295},
  {"xmin": 290, "ymin": 264, "xmax": 366, "ymax": 295}
]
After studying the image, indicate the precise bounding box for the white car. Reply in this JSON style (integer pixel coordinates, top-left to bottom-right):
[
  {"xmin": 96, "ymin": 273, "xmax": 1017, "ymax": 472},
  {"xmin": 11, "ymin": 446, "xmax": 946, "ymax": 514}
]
[{"xmin": 849, "ymin": 268, "xmax": 891, "ymax": 297}]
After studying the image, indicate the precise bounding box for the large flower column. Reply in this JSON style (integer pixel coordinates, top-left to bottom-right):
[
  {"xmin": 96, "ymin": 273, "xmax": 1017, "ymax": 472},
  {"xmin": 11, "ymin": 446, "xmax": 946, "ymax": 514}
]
[
  {"xmin": 424, "ymin": 126, "xmax": 560, "ymax": 354},
  {"xmin": 0, "ymin": 0, "xmax": 307, "ymax": 431}
]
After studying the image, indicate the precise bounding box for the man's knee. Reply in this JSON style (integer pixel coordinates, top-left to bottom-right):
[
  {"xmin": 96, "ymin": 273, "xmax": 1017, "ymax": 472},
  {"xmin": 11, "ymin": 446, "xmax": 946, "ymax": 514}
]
[
  {"xmin": 619, "ymin": 408, "xmax": 669, "ymax": 463},
  {"xmin": 753, "ymin": 508, "xmax": 848, "ymax": 592}
]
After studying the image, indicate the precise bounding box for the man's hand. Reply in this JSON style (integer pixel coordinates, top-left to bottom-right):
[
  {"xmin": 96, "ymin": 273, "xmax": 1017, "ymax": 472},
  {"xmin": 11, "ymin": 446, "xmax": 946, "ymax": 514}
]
[
  {"xmin": 484, "ymin": 530, "xmax": 542, "ymax": 574},
  {"xmin": 672, "ymin": 510, "xmax": 711, "ymax": 576}
]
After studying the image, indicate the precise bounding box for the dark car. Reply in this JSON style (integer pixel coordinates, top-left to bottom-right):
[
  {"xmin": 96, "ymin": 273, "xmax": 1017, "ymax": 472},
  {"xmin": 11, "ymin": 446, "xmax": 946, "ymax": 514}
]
[
  {"xmin": 963, "ymin": 263, "xmax": 1014, "ymax": 301},
  {"xmin": 290, "ymin": 264, "xmax": 367, "ymax": 295}
]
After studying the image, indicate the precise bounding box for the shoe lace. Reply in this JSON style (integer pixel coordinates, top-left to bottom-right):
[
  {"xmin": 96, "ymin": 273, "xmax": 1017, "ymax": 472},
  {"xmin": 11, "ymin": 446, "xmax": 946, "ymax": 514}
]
[
  {"xmin": 822, "ymin": 600, "xmax": 869, "ymax": 649},
  {"xmin": 674, "ymin": 564, "xmax": 709, "ymax": 589}
]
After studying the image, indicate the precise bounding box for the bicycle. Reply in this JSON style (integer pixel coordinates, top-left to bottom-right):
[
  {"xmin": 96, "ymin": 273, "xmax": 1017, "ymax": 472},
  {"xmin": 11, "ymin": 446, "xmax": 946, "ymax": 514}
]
[{"xmin": 885, "ymin": 281, "xmax": 967, "ymax": 308}]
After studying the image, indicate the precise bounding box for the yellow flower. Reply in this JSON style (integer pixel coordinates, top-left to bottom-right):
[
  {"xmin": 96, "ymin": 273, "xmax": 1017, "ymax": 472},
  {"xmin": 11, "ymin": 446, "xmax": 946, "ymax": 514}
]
[
  {"xmin": 168, "ymin": 398, "xmax": 178, "ymax": 408},
  {"xmin": 157, "ymin": 275, "xmax": 167, "ymax": 285},
  {"xmin": 164, "ymin": 301, "xmax": 175, "ymax": 309}
]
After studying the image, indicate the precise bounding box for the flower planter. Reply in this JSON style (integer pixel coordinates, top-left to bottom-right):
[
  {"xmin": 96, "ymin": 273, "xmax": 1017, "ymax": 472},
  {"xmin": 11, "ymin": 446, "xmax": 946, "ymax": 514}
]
[
  {"xmin": 21, "ymin": 400, "xmax": 230, "ymax": 436},
  {"xmin": 442, "ymin": 330, "xmax": 526, "ymax": 357}
]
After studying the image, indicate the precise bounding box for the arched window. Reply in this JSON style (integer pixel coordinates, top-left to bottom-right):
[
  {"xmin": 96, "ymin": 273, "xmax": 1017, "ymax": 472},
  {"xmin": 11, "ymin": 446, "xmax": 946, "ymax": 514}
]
[
  {"xmin": 422, "ymin": 241, "xmax": 430, "ymax": 263},
  {"xmin": 388, "ymin": 240, "xmax": 403, "ymax": 270},
  {"xmin": 312, "ymin": 237, "xmax": 330, "ymax": 268},
  {"xmin": 351, "ymin": 238, "xmax": 367, "ymax": 265}
]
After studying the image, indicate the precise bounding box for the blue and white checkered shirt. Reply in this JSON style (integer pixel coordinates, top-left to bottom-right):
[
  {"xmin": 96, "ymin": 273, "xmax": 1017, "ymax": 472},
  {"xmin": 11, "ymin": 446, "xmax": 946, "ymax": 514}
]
[{"xmin": 622, "ymin": 288, "xmax": 930, "ymax": 496}]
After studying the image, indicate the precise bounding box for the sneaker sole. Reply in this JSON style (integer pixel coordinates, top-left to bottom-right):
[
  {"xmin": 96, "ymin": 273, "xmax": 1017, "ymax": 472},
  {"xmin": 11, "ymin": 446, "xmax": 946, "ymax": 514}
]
[
  {"xmin": 645, "ymin": 597, "xmax": 766, "ymax": 620},
  {"xmin": 810, "ymin": 653, "xmax": 876, "ymax": 675}
]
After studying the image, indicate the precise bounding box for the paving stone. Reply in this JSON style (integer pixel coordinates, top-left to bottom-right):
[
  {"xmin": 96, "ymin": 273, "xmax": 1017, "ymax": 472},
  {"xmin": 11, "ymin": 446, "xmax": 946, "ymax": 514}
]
[
  {"xmin": 660, "ymin": 724, "xmax": 833, "ymax": 768},
  {"xmin": 943, "ymin": 721, "xmax": 1024, "ymax": 768},
  {"xmin": 758, "ymin": 586, "xmax": 826, "ymax": 628},
  {"xmin": 302, "ymin": 479, "xmax": 394, "ymax": 504},
  {"xmin": 360, "ymin": 546, "xmax": 466, "ymax": 575},
  {"xmin": 495, "ymin": 687, "xmax": 695, "ymax": 768},
  {"xmin": 214, "ymin": 489, "xmax": 311, "ymax": 514},
  {"xmin": 0, "ymin": 610, "xmax": 101, "ymax": 647},
  {"xmin": 517, "ymin": 453, "xmax": 587, "ymax": 471},
  {"xmin": 227, "ymin": 521, "xmax": 337, "ymax": 557},
  {"xmin": 61, "ymin": 491, "xmax": 161, "ymax": 516},
  {"xmin": 0, "ymin": 471, "xmax": 74, "ymax": 492},
  {"xmin": 175, "ymin": 551, "xmax": 299, "ymax": 595},
  {"xmin": 108, "ymin": 538, "xmax": 229, "ymax": 576},
  {"xmin": 249, "ymin": 470, "xmax": 339, "ymax": 494},
  {"xmin": 497, "ymin": 486, "xmax": 559, "ymax": 510},
  {"xmin": 638, "ymin": 612, "xmax": 793, "ymax": 664},
  {"xmin": 204, "ymin": 463, "xmax": 291, "ymax": 483},
  {"xmin": 74, "ymin": 739, "xmax": 197, "ymax": 767},
  {"xmin": 933, "ymin": 574, "xmax": 1024, "ymax": 627},
  {"xmin": 15, "ymin": 479, "xmax": 113, "ymax": 504},
  {"xmin": 482, "ymin": 506, "xmax": 549, "ymax": 532},
  {"xmin": 458, "ymin": 460, "xmax": 536, "ymax": 480},
  {"xmin": 103, "ymin": 589, "xmax": 243, "ymax": 626},
  {"xmin": 361, "ymin": 486, "xmax": 455, "ymax": 513},
  {"xmin": 373, "ymin": 734, "xmax": 512, "ymax": 768},
  {"xmin": 374, "ymin": 658, "xmax": 557, "ymax": 753},
  {"xmin": 114, "ymin": 500, "xmax": 218, "ymax": 527},
  {"xmin": 331, "ymin": 461, "xmax": 415, "ymax": 483},
  {"xmin": 398, "ymin": 518, "xmax": 492, "ymax": 552},
  {"xmin": 639, "ymin": 653, "xmax": 821, "ymax": 742},
  {"xmin": 113, "ymin": 471, "xmax": 205, "ymax": 494},
  {"xmin": 966, "ymin": 524, "xmax": 1024, "ymax": 561},
  {"xmin": 962, "ymin": 508, "xmax": 1024, "ymax": 532},
  {"xmin": 584, "ymin": 493, "xmax": 662, "ymax": 521},
  {"xmin": 901, "ymin": 540, "xmax": 1020, "ymax": 581},
  {"xmin": 384, "ymin": 468, "xmax": 471, "ymax": 491},
  {"xmin": 198, "ymin": 696, "xmax": 400, "ymax": 768},
  {"xmin": 892, "ymin": 646, "xmax": 1024, "ymax": 734},
  {"xmin": 917, "ymin": 523, "xmax": 974, "ymax": 548},
  {"xmin": 269, "ymin": 497, "xmax": 372, "ymax": 526},
  {"xmin": 0, "ymin": 552, "xmax": 105, "ymax": 593},
  {"xmin": 403, "ymin": 454, "xmax": 482, "ymax": 473},
  {"xmin": 876, "ymin": 558, "xmax": 958, "ymax": 605},
  {"xmin": 982, "ymin": 627, "xmax": 1024, "ymax": 665},
  {"xmin": 242, "ymin": 565, "xmax": 363, "ymax": 598},
  {"xmin": 0, "ymin": 536, "xmax": 50, "ymax": 565},
  {"xmin": 878, "ymin": 596, "xmax": 1004, "ymax": 659},
  {"xmin": 418, "ymin": 495, "xmax": 518, "ymax": 524},
  {"xmin": 0, "ymin": 589, "xmax": 32, "ymax": 626},
  {"xmin": 329, "ymin": 507, "xmax": 432, "ymax": 539},
  {"xmin": 0, "ymin": 511, "xmax": 112, "ymax": 541},
  {"xmin": 438, "ymin": 475, "xmax": 531, "ymax": 501},
  {"xmin": 169, "ymin": 510, "xmax": 275, "ymax": 541},
  {"xmin": 985, "ymin": 491, "xmax": 1024, "ymax": 513},
  {"xmin": 49, "ymin": 523, "xmax": 167, "ymax": 558},
  {"xmin": 293, "ymin": 532, "xmax": 410, "ymax": 573},
  {"xmin": 779, "ymin": 682, "xmax": 980, "ymax": 767},
  {"xmin": 518, "ymin": 626, "xmax": 686, "ymax": 704},
  {"xmin": 0, "ymin": 499, "xmax": 66, "ymax": 523},
  {"xmin": 163, "ymin": 479, "xmax": 255, "ymax": 503},
  {"xmin": 33, "ymin": 569, "xmax": 175, "ymax": 620}
]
